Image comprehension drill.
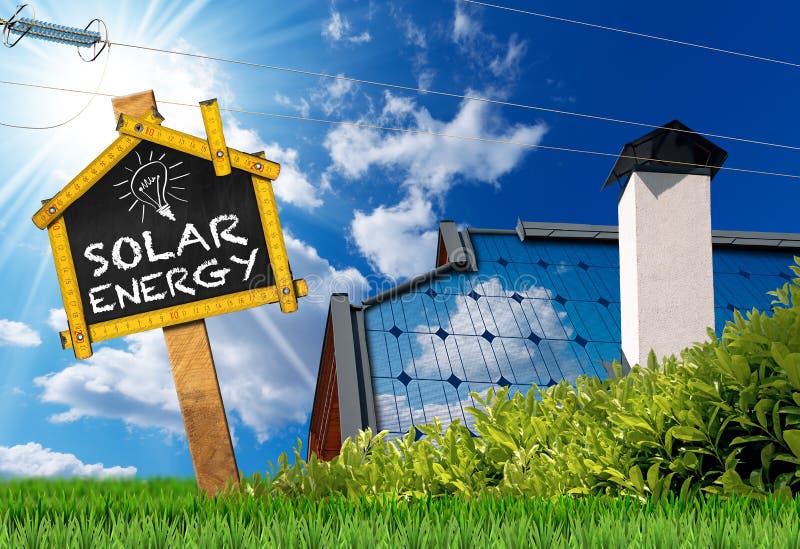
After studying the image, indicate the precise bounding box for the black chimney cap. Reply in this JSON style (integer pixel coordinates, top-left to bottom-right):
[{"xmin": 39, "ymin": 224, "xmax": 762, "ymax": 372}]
[{"xmin": 602, "ymin": 120, "xmax": 728, "ymax": 190}]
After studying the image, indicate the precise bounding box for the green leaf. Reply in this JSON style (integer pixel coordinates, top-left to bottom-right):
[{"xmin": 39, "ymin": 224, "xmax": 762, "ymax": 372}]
[
  {"xmin": 774, "ymin": 351, "xmax": 800, "ymax": 390},
  {"xmin": 739, "ymin": 385, "xmax": 757, "ymax": 412},
  {"xmin": 689, "ymin": 380, "xmax": 720, "ymax": 400},
  {"xmin": 730, "ymin": 435, "xmax": 773, "ymax": 446},
  {"xmin": 669, "ymin": 426, "xmax": 706, "ymax": 442},
  {"xmin": 629, "ymin": 465, "xmax": 644, "ymax": 494},
  {"xmin": 760, "ymin": 443, "xmax": 776, "ymax": 472},
  {"xmin": 754, "ymin": 399, "xmax": 774, "ymax": 430},
  {"xmin": 646, "ymin": 463, "xmax": 661, "ymax": 494},
  {"xmin": 783, "ymin": 430, "xmax": 800, "ymax": 458},
  {"xmin": 750, "ymin": 469, "xmax": 766, "ymax": 492},
  {"xmin": 679, "ymin": 477, "xmax": 694, "ymax": 499},
  {"xmin": 681, "ymin": 451, "xmax": 699, "ymax": 470},
  {"xmin": 720, "ymin": 469, "xmax": 750, "ymax": 495},
  {"xmin": 650, "ymin": 395, "xmax": 669, "ymax": 413},
  {"xmin": 482, "ymin": 424, "xmax": 518, "ymax": 453},
  {"xmin": 617, "ymin": 415, "xmax": 656, "ymax": 433},
  {"xmin": 773, "ymin": 401, "xmax": 783, "ymax": 442},
  {"xmin": 772, "ymin": 454, "xmax": 800, "ymax": 466},
  {"xmin": 731, "ymin": 355, "xmax": 752, "ymax": 385}
]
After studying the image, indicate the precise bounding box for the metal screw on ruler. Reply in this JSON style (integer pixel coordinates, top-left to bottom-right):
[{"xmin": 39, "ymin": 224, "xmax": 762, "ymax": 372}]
[
  {"xmin": 216, "ymin": 150, "xmax": 224, "ymax": 158},
  {"xmin": 48, "ymin": 207, "xmax": 56, "ymax": 214},
  {"xmin": 282, "ymin": 287, "xmax": 290, "ymax": 295},
  {"xmin": 255, "ymin": 163, "xmax": 262, "ymax": 171},
  {"xmin": 76, "ymin": 333, "xmax": 84, "ymax": 341},
  {"xmin": 134, "ymin": 123, "xmax": 143, "ymax": 133}
]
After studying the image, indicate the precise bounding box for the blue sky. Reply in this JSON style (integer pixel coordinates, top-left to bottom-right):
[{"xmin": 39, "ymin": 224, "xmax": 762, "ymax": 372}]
[{"xmin": 0, "ymin": 0, "xmax": 797, "ymax": 479}]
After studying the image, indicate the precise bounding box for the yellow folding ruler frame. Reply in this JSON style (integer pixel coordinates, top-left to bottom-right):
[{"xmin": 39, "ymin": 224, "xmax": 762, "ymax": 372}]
[{"xmin": 34, "ymin": 100, "xmax": 306, "ymax": 359}]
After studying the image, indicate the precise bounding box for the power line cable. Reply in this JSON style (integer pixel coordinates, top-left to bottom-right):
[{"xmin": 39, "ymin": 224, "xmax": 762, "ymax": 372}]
[
  {"xmin": 1, "ymin": 78, "xmax": 799, "ymax": 181},
  {"xmin": 0, "ymin": 7, "xmax": 796, "ymax": 148},
  {"xmin": 0, "ymin": 43, "xmax": 110, "ymax": 129},
  {"xmin": 108, "ymin": 41, "xmax": 800, "ymax": 153},
  {"xmin": 463, "ymin": 0, "xmax": 800, "ymax": 69}
]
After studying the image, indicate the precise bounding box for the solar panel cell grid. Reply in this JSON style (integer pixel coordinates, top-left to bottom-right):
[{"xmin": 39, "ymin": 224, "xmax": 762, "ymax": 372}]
[{"xmin": 365, "ymin": 234, "xmax": 798, "ymax": 437}]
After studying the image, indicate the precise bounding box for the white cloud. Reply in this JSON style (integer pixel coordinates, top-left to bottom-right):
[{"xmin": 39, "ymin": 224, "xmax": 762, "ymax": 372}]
[
  {"xmin": 351, "ymin": 189, "xmax": 438, "ymax": 278},
  {"xmin": 325, "ymin": 91, "xmax": 548, "ymax": 196},
  {"xmin": 0, "ymin": 442, "xmax": 136, "ymax": 478},
  {"xmin": 415, "ymin": 66, "xmax": 436, "ymax": 90},
  {"xmin": 34, "ymin": 330, "xmax": 183, "ymax": 432},
  {"xmin": 34, "ymin": 236, "xmax": 367, "ymax": 444},
  {"xmin": 324, "ymin": 8, "xmax": 349, "ymax": 41},
  {"xmin": 311, "ymin": 77, "xmax": 357, "ymax": 116},
  {"xmin": 389, "ymin": 7, "xmax": 434, "ymax": 89},
  {"xmin": 322, "ymin": 5, "xmax": 372, "ymax": 44},
  {"xmin": 274, "ymin": 93, "xmax": 311, "ymax": 118},
  {"xmin": 349, "ymin": 31, "xmax": 373, "ymax": 45},
  {"xmin": 451, "ymin": 3, "xmax": 527, "ymax": 80},
  {"xmin": 331, "ymin": 90, "xmax": 546, "ymax": 279},
  {"xmin": 328, "ymin": 78, "xmax": 355, "ymax": 100},
  {"xmin": 453, "ymin": 2, "xmax": 482, "ymax": 43},
  {"xmin": 47, "ymin": 308, "xmax": 67, "ymax": 332},
  {"xmin": 489, "ymin": 34, "xmax": 528, "ymax": 79},
  {"xmin": 283, "ymin": 230, "xmax": 368, "ymax": 305},
  {"xmin": 223, "ymin": 119, "xmax": 323, "ymax": 210},
  {"xmin": 380, "ymin": 92, "xmax": 417, "ymax": 122},
  {"xmin": 0, "ymin": 319, "xmax": 41, "ymax": 347},
  {"xmin": 402, "ymin": 19, "xmax": 427, "ymax": 49}
]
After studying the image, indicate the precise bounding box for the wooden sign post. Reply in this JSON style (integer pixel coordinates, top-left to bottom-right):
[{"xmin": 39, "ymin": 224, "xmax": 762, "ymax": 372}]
[
  {"xmin": 34, "ymin": 90, "xmax": 307, "ymax": 495},
  {"xmin": 163, "ymin": 320, "xmax": 238, "ymax": 493}
]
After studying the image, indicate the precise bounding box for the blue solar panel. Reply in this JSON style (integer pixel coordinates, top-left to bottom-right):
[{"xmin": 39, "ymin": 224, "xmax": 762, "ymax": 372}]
[
  {"xmin": 365, "ymin": 234, "xmax": 798, "ymax": 437},
  {"xmin": 712, "ymin": 248, "xmax": 796, "ymax": 334}
]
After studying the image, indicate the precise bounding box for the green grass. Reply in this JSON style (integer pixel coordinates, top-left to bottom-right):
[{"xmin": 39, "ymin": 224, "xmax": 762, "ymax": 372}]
[{"xmin": 0, "ymin": 478, "xmax": 799, "ymax": 548}]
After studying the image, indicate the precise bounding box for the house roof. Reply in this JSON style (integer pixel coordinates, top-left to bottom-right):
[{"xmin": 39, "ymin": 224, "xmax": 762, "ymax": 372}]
[
  {"xmin": 514, "ymin": 221, "xmax": 800, "ymax": 249},
  {"xmin": 307, "ymin": 219, "xmax": 800, "ymax": 460}
]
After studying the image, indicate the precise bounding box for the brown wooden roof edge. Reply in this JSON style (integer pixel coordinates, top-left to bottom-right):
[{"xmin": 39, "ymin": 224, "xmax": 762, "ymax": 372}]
[
  {"xmin": 307, "ymin": 294, "xmax": 378, "ymax": 460},
  {"xmin": 307, "ymin": 310, "xmax": 338, "ymax": 461}
]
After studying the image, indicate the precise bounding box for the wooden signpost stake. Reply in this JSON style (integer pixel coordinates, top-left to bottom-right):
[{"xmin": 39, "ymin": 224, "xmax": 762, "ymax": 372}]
[
  {"xmin": 163, "ymin": 320, "xmax": 238, "ymax": 494},
  {"xmin": 111, "ymin": 90, "xmax": 239, "ymax": 496},
  {"xmin": 113, "ymin": 91, "xmax": 238, "ymax": 494},
  {"xmin": 36, "ymin": 90, "xmax": 306, "ymax": 496}
]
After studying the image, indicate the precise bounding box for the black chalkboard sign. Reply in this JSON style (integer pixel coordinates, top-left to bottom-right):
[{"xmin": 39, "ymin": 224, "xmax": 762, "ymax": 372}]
[{"xmin": 64, "ymin": 141, "xmax": 274, "ymax": 325}]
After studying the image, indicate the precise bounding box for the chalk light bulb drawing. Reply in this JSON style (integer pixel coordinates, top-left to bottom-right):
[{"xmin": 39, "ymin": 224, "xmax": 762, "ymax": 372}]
[
  {"xmin": 117, "ymin": 150, "xmax": 189, "ymax": 222},
  {"xmin": 131, "ymin": 160, "xmax": 174, "ymax": 220}
]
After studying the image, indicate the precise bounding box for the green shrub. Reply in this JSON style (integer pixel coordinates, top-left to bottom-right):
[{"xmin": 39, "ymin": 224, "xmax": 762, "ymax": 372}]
[{"xmin": 256, "ymin": 258, "xmax": 800, "ymax": 500}]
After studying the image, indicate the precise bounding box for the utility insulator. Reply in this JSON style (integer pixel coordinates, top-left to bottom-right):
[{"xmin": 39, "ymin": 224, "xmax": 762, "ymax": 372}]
[
  {"xmin": 1, "ymin": 4, "xmax": 108, "ymax": 61},
  {"xmin": 6, "ymin": 17, "xmax": 100, "ymax": 47}
]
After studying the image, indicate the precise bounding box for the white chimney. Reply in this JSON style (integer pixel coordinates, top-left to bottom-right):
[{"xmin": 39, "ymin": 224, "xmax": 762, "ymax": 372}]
[{"xmin": 605, "ymin": 121, "xmax": 727, "ymax": 368}]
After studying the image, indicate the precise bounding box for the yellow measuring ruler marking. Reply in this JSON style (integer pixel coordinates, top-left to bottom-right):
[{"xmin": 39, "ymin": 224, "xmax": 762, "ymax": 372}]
[
  {"xmin": 60, "ymin": 279, "xmax": 309, "ymax": 349},
  {"xmin": 251, "ymin": 151, "xmax": 297, "ymax": 313},
  {"xmin": 33, "ymin": 135, "xmax": 141, "ymax": 229},
  {"xmin": 117, "ymin": 114, "xmax": 281, "ymax": 180},
  {"xmin": 48, "ymin": 217, "xmax": 93, "ymax": 358},
  {"xmin": 200, "ymin": 98, "xmax": 232, "ymax": 177},
  {"xmin": 32, "ymin": 109, "xmax": 165, "ymax": 230}
]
